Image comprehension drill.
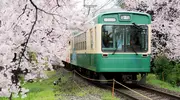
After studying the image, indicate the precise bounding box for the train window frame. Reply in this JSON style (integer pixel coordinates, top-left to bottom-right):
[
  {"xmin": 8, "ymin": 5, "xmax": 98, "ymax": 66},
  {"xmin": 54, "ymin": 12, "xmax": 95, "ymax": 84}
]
[
  {"xmin": 83, "ymin": 41, "xmax": 85, "ymax": 50},
  {"xmin": 90, "ymin": 28, "xmax": 93, "ymax": 49},
  {"xmin": 73, "ymin": 32, "xmax": 87, "ymax": 50},
  {"xmin": 81, "ymin": 42, "xmax": 82, "ymax": 50},
  {"xmin": 94, "ymin": 27, "xmax": 96, "ymax": 49},
  {"xmin": 85, "ymin": 41, "xmax": 87, "ymax": 50},
  {"xmin": 101, "ymin": 25, "xmax": 149, "ymax": 53},
  {"xmin": 85, "ymin": 32, "xmax": 87, "ymax": 50},
  {"xmin": 77, "ymin": 42, "xmax": 79, "ymax": 50}
]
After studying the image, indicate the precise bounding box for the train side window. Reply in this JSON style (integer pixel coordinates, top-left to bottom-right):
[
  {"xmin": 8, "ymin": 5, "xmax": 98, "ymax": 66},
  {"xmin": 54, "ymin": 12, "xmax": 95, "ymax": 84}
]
[
  {"xmin": 76, "ymin": 43, "xmax": 77, "ymax": 50},
  {"xmin": 75, "ymin": 37, "xmax": 77, "ymax": 50},
  {"xmin": 85, "ymin": 41, "xmax": 86, "ymax": 50},
  {"xmin": 74, "ymin": 37, "xmax": 76, "ymax": 50},
  {"xmin": 77, "ymin": 43, "xmax": 78, "ymax": 50},
  {"xmin": 84, "ymin": 41, "xmax": 85, "ymax": 50},
  {"xmin": 82, "ymin": 33, "xmax": 85, "ymax": 50},
  {"xmin": 84, "ymin": 33, "xmax": 86, "ymax": 50},
  {"xmin": 71, "ymin": 41, "xmax": 72, "ymax": 49},
  {"xmin": 79, "ymin": 42, "xmax": 80, "ymax": 50},
  {"xmin": 78, "ymin": 42, "xmax": 80, "ymax": 50},
  {"xmin": 94, "ymin": 27, "xmax": 96, "ymax": 49},
  {"xmin": 74, "ymin": 43, "xmax": 77, "ymax": 50},
  {"xmin": 90, "ymin": 29, "xmax": 93, "ymax": 49},
  {"xmin": 76, "ymin": 43, "xmax": 78, "ymax": 50},
  {"xmin": 78, "ymin": 36, "xmax": 80, "ymax": 50},
  {"xmin": 80, "ymin": 42, "xmax": 82, "ymax": 50}
]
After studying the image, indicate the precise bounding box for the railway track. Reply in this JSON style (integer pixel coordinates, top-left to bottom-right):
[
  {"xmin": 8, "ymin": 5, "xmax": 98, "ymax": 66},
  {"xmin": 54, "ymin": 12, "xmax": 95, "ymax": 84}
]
[
  {"xmin": 106, "ymin": 83, "xmax": 180, "ymax": 100},
  {"xmin": 63, "ymin": 67, "xmax": 180, "ymax": 100},
  {"xmin": 115, "ymin": 86, "xmax": 180, "ymax": 100},
  {"xmin": 135, "ymin": 85, "xmax": 180, "ymax": 100}
]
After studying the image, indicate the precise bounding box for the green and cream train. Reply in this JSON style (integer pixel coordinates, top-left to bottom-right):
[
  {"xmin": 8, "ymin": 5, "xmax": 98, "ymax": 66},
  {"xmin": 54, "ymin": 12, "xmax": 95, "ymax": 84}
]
[{"xmin": 64, "ymin": 10, "xmax": 151, "ymax": 83}]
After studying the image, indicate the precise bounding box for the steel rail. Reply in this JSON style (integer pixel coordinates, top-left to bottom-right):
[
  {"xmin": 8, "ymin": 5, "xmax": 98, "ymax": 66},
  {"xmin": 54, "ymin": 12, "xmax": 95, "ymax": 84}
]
[{"xmin": 137, "ymin": 85, "xmax": 180, "ymax": 100}]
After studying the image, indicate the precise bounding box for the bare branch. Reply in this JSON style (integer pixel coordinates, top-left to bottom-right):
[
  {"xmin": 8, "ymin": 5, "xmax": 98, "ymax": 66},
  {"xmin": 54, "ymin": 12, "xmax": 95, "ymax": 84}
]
[
  {"xmin": 46, "ymin": 28, "xmax": 54, "ymax": 36},
  {"xmin": 28, "ymin": 0, "xmax": 67, "ymax": 20},
  {"xmin": 38, "ymin": 8, "xmax": 67, "ymax": 20},
  {"xmin": 62, "ymin": 0, "xmax": 66, "ymax": 6},
  {"xmin": 56, "ymin": 0, "xmax": 62, "ymax": 7},
  {"xmin": 17, "ymin": 4, "xmax": 27, "ymax": 20},
  {"xmin": 18, "ymin": 0, "xmax": 38, "ymax": 68},
  {"xmin": 52, "ymin": 16, "xmax": 67, "ymax": 28}
]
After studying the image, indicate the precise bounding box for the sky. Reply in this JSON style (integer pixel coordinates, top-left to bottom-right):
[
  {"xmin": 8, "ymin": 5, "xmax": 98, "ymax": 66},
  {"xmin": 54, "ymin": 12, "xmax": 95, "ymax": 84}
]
[{"xmin": 77, "ymin": 0, "xmax": 117, "ymax": 10}]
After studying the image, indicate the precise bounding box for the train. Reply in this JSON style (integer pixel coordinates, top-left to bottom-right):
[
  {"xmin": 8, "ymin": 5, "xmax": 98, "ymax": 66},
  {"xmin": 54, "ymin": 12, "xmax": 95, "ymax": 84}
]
[{"xmin": 63, "ymin": 10, "xmax": 151, "ymax": 84}]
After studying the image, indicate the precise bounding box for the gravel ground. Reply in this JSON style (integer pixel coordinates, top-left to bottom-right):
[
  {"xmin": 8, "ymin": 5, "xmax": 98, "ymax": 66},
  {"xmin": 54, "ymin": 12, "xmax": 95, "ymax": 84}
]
[
  {"xmin": 58, "ymin": 95, "xmax": 101, "ymax": 100},
  {"xmin": 54, "ymin": 67, "xmax": 121, "ymax": 100}
]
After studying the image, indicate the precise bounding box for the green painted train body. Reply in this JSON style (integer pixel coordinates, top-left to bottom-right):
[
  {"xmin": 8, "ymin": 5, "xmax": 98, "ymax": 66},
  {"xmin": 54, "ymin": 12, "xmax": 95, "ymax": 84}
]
[
  {"xmin": 68, "ymin": 10, "xmax": 151, "ymax": 78},
  {"xmin": 71, "ymin": 54, "xmax": 150, "ymax": 72}
]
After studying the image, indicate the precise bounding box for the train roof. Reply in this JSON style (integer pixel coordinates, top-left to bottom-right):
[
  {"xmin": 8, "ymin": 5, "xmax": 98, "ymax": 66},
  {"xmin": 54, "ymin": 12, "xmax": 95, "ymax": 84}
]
[{"xmin": 85, "ymin": 9, "xmax": 151, "ymax": 24}]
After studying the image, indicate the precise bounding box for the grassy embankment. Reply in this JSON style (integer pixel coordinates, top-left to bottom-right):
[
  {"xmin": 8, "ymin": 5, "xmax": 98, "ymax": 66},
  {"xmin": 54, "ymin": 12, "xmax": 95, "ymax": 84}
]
[
  {"xmin": 0, "ymin": 71, "xmax": 56, "ymax": 100},
  {"xmin": 144, "ymin": 74, "xmax": 180, "ymax": 92},
  {"xmin": 0, "ymin": 70, "xmax": 119, "ymax": 100}
]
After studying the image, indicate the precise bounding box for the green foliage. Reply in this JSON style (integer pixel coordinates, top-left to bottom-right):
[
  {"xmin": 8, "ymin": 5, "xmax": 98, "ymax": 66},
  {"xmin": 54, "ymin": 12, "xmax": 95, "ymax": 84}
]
[
  {"xmin": 146, "ymin": 74, "xmax": 180, "ymax": 92},
  {"xmin": 0, "ymin": 71, "xmax": 120, "ymax": 100},
  {"xmin": 0, "ymin": 97, "xmax": 8, "ymax": 100},
  {"xmin": 28, "ymin": 52, "xmax": 38, "ymax": 64},
  {"xmin": 0, "ymin": 71, "xmax": 57, "ymax": 100},
  {"xmin": 19, "ymin": 74, "xmax": 25, "ymax": 84},
  {"xmin": 153, "ymin": 55, "xmax": 180, "ymax": 86},
  {"xmin": 43, "ymin": 57, "xmax": 49, "ymax": 68},
  {"xmin": 28, "ymin": 52, "xmax": 50, "ymax": 68},
  {"xmin": 120, "ymin": 2, "xmax": 126, "ymax": 9},
  {"xmin": 153, "ymin": 55, "xmax": 169, "ymax": 80}
]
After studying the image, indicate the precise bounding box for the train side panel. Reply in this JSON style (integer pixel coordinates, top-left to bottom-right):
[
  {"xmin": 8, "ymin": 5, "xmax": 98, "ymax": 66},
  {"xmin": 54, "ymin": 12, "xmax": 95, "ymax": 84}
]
[{"xmin": 69, "ymin": 11, "xmax": 151, "ymax": 75}]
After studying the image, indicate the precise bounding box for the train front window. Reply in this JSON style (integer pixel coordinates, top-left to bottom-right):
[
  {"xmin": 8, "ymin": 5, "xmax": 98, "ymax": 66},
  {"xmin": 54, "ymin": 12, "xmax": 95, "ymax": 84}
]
[{"xmin": 102, "ymin": 25, "xmax": 148, "ymax": 52}]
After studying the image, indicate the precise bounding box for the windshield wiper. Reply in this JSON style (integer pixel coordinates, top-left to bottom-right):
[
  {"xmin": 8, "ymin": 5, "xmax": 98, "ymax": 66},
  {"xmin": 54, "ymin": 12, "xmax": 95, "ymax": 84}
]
[
  {"xmin": 112, "ymin": 47, "xmax": 118, "ymax": 55},
  {"xmin": 132, "ymin": 23, "xmax": 148, "ymax": 32},
  {"xmin": 132, "ymin": 23, "xmax": 143, "ymax": 30},
  {"xmin": 130, "ymin": 44, "xmax": 138, "ymax": 55},
  {"xmin": 112, "ymin": 41, "xmax": 121, "ymax": 55}
]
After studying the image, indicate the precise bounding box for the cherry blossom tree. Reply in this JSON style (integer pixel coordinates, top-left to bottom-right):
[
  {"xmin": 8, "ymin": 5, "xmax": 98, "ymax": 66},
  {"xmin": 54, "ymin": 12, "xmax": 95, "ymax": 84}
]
[
  {"xmin": 0, "ymin": 0, "xmax": 86, "ymax": 98},
  {"xmin": 123, "ymin": 0, "xmax": 180, "ymax": 60}
]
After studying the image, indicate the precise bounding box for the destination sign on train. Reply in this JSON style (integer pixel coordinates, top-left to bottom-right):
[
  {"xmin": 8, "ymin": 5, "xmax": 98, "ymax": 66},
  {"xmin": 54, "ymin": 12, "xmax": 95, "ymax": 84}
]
[
  {"xmin": 103, "ymin": 18, "xmax": 116, "ymax": 22},
  {"xmin": 120, "ymin": 15, "xmax": 131, "ymax": 20}
]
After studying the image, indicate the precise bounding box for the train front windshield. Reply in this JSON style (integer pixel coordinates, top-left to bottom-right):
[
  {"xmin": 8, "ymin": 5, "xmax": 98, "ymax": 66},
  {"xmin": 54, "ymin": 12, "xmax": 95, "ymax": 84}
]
[{"xmin": 102, "ymin": 25, "xmax": 148, "ymax": 52}]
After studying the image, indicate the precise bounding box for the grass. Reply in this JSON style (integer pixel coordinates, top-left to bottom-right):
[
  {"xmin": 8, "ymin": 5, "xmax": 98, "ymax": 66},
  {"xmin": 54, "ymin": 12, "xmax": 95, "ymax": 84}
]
[
  {"xmin": 0, "ymin": 70, "xmax": 120, "ymax": 100},
  {"xmin": 141, "ymin": 73, "xmax": 180, "ymax": 93},
  {"xmin": 0, "ymin": 71, "xmax": 58, "ymax": 100}
]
